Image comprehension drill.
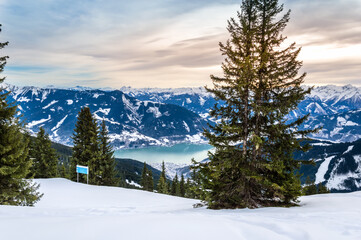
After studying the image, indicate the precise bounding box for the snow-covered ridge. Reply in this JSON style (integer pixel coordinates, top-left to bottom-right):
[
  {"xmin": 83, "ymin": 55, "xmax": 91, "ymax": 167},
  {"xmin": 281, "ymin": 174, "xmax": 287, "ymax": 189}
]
[
  {"xmin": 3, "ymin": 83, "xmax": 361, "ymax": 145},
  {"xmin": 306, "ymin": 84, "xmax": 361, "ymax": 102},
  {"xmin": 120, "ymin": 86, "xmax": 211, "ymax": 97},
  {"xmin": 2, "ymin": 83, "xmax": 209, "ymax": 148}
]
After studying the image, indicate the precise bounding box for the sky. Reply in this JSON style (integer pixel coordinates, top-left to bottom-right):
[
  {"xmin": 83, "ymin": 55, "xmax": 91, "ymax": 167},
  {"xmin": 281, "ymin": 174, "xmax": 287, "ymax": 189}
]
[{"xmin": 0, "ymin": 0, "xmax": 360, "ymax": 88}]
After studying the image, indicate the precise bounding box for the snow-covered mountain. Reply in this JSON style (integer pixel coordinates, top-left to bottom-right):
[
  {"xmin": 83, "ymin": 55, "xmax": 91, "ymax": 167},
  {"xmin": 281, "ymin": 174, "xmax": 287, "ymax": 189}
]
[
  {"xmin": 120, "ymin": 86, "xmax": 216, "ymax": 119},
  {"xmin": 296, "ymin": 139, "xmax": 361, "ymax": 192},
  {"xmin": 122, "ymin": 85, "xmax": 361, "ymax": 143},
  {"xmin": 3, "ymin": 84, "xmax": 361, "ymax": 147},
  {"xmin": 300, "ymin": 109, "xmax": 361, "ymax": 142},
  {"xmin": 3, "ymin": 84, "xmax": 208, "ymax": 148}
]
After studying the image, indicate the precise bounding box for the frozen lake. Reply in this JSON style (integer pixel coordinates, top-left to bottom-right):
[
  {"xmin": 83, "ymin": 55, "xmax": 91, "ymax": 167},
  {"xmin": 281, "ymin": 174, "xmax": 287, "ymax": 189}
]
[{"xmin": 114, "ymin": 143, "xmax": 213, "ymax": 164}]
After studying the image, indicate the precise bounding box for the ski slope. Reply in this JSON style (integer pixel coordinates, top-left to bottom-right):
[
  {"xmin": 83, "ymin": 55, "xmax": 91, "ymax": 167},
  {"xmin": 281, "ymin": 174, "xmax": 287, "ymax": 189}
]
[{"xmin": 1, "ymin": 178, "xmax": 361, "ymax": 240}]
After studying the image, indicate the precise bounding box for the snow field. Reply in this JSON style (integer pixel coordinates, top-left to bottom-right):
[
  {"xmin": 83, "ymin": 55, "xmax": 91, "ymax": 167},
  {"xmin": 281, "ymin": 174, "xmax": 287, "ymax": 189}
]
[{"xmin": 1, "ymin": 178, "xmax": 361, "ymax": 240}]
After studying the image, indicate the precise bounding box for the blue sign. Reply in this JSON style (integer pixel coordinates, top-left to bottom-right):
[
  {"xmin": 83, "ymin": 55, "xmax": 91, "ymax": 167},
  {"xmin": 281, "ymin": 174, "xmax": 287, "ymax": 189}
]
[{"xmin": 76, "ymin": 165, "xmax": 89, "ymax": 174}]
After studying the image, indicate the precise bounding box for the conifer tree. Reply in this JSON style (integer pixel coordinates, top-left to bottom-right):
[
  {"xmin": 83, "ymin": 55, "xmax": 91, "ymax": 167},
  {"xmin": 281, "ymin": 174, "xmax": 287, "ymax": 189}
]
[
  {"xmin": 317, "ymin": 183, "xmax": 330, "ymax": 194},
  {"xmin": 303, "ymin": 176, "xmax": 317, "ymax": 195},
  {"xmin": 146, "ymin": 169, "xmax": 154, "ymax": 192},
  {"xmin": 29, "ymin": 127, "xmax": 58, "ymax": 178},
  {"xmin": 196, "ymin": 0, "xmax": 316, "ymax": 209},
  {"xmin": 140, "ymin": 163, "xmax": 153, "ymax": 191},
  {"xmin": 99, "ymin": 120, "xmax": 117, "ymax": 186},
  {"xmin": 180, "ymin": 174, "xmax": 185, "ymax": 197},
  {"xmin": 171, "ymin": 174, "xmax": 179, "ymax": 196},
  {"xmin": 157, "ymin": 161, "xmax": 168, "ymax": 194},
  {"xmin": 0, "ymin": 24, "xmax": 42, "ymax": 206},
  {"xmin": 58, "ymin": 162, "xmax": 69, "ymax": 179},
  {"xmin": 185, "ymin": 178, "xmax": 193, "ymax": 198},
  {"xmin": 141, "ymin": 162, "xmax": 149, "ymax": 190},
  {"xmin": 71, "ymin": 107, "xmax": 100, "ymax": 184}
]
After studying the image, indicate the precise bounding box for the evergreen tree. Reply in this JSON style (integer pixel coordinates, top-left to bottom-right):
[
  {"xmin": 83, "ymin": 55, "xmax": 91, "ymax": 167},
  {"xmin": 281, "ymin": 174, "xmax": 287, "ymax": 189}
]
[
  {"xmin": 140, "ymin": 162, "xmax": 154, "ymax": 191},
  {"xmin": 185, "ymin": 178, "xmax": 193, "ymax": 198},
  {"xmin": 71, "ymin": 107, "xmax": 100, "ymax": 184},
  {"xmin": 187, "ymin": 166, "xmax": 204, "ymax": 199},
  {"xmin": 29, "ymin": 127, "xmax": 58, "ymax": 178},
  {"xmin": 141, "ymin": 162, "xmax": 148, "ymax": 190},
  {"xmin": 302, "ymin": 176, "xmax": 317, "ymax": 195},
  {"xmin": 0, "ymin": 24, "xmax": 42, "ymax": 206},
  {"xmin": 99, "ymin": 120, "xmax": 118, "ymax": 186},
  {"xmin": 180, "ymin": 174, "xmax": 185, "ymax": 197},
  {"xmin": 58, "ymin": 162, "xmax": 69, "ymax": 179},
  {"xmin": 146, "ymin": 169, "xmax": 154, "ymax": 192},
  {"xmin": 317, "ymin": 183, "xmax": 330, "ymax": 194},
  {"xmin": 171, "ymin": 174, "xmax": 179, "ymax": 196},
  {"xmin": 196, "ymin": 0, "xmax": 316, "ymax": 209},
  {"xmin": 157, "ymin": 161, "xmax": 168, "ymax": 194}
]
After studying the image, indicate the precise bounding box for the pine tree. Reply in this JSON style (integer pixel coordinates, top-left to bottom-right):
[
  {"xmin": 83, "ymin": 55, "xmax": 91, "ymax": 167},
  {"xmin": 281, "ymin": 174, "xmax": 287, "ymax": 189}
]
[
  {"xmin": 141, "ymin": 162, "xmax": 148, "ymax": 190},
  {"xmin": 185, "ymin": 178, "xmax": 193, "ymax": 198},
  {"xmin": 29, "ymin": 127, "xmax": 58, "ymax": 178},
  {"xmin": 99, "ymin": 120, "xmax": 118, "ymax": 186},
  {"xmin": 0, "ymin": 24, "xmax": 42, "ymax": 206},
  {"xmin": 146, "ymin": 169, "xmax": 154, "ymax": 192},
  {"xmin": 58, "ymin": 162, "xmax": 69, "ymax": 179},
  {"xmin": 317, "ymin": 183, "xmax": 330, "ymax": 194},
  {"xmin": 71, "ymin": 107, "xmax": 100, "ymax": 184},
  {"xmin": 157, "ymin": 161, "xmax": 168, "ymax": 194},
  {"xmin": 180, "ymin": 174, "xmax": 185, "ymax": 197},
  {"xmin": 196, "ymin": 0, "xmax": 316, "ymax": 209},
  {"xmin": 303, "ymin": 176, "xmax": 317, "ymax": 195},
  {"xmin": 171, "ymin": 174, "xmax": 179, "ymax": 196}
]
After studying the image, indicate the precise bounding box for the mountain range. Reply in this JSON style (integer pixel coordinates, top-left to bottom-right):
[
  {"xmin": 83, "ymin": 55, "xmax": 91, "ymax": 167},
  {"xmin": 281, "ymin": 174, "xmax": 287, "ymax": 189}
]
[
  {"xmin": 3, "ymin": 84, "xmax": 208, "ymax": 148},
  {"xmin": 3, "ymin": 83, "xmax": 361, "ymax": 148}
]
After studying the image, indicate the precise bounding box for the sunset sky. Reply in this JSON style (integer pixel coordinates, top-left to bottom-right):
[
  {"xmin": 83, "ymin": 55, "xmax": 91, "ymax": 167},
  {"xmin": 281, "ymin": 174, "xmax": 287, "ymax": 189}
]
[{"xmin": 0, "ymin": 0, "xmax": 360, "ymax": 88}]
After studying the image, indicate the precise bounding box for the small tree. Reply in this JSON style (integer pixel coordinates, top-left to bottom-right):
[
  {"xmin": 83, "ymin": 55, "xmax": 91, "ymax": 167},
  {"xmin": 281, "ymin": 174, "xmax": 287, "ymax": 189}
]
[
  {"xmin": 302, "ymin": 176, "xmax": 317, "ymax": 195},
  {"xmin": 29, "ymin": 127, "xmax": 58, "ymax": 178},
  {"xmin": 71, "ymin": 107, "xmax": 100, "ymax": 184},
  {"xmin": 99, "ymin": 120, "xmax": 118, "ymax": 186},
  {"xmin": 146, "ymin": 169, "xmax": 154, "ymax": 192},
  {"xmin": 141, "ymin": 162, "xmax": 148, "ymax": 189},
  {"xmin": 180, "ymin": 174, "xmax": 185, "ymax": 197},
  {"xmin": 0, "ymin": 24, "xmax": 42, "ymax": 206},
  {"xmin": 317, "ymin": 183, "xmax": 330, "ymax": 194},
  {"xmin": 171, "ymin": 174, "xmax": 179, "ymax": 196},
  {"xmin": 157, "ymin": 161, "xmax": 168, "ymax": 194}
]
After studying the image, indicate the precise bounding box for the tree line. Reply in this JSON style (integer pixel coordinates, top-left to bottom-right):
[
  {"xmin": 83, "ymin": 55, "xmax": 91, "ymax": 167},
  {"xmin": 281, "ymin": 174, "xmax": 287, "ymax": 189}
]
[{"xmin": 140, "ymin": 160, "xmax": 204, "ymax": 199}]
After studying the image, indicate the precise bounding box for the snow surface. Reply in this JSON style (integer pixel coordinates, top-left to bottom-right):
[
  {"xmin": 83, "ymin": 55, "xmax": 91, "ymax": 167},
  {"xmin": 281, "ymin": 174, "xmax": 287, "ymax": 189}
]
[
  {"xmin": 315, "ymin": 156, "xmax": 335, "ymax": 184},
  {"xmin": 42, "ymin": 100, "xmax": 58, "ymax": 110},
  {"xmin": 343, "ymin": 145, "xmax": 354, "ymax": 155},
  {"xmin": 1, "ymin": 179, "xmax": 361, "ymax": 240},
  {"xmin": 27, "ymin": 115, "xmax": 52, "ymax": 128}
]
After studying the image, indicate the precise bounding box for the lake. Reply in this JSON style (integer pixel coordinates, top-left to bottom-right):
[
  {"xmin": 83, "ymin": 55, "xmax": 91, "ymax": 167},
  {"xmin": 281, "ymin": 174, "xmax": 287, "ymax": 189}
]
[{"xmin": 114, "ymin": 143, "xmax": 214, "ymax": 164}]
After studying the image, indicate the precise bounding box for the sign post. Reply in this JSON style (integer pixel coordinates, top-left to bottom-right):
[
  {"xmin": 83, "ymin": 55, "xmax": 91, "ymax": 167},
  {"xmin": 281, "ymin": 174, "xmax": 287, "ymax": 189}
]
[{"xmin": 76, "ymin": 165, "xmax": 89, "ymax": 184}]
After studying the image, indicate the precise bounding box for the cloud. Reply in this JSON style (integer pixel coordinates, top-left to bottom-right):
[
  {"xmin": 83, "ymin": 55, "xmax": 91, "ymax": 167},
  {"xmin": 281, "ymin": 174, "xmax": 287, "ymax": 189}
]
[{"xmin": 0, "ymin": 0, "xmax": 360, "ymax": 88}]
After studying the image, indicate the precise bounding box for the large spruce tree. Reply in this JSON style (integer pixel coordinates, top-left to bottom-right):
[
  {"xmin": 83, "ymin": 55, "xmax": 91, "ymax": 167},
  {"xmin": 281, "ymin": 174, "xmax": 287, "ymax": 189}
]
[
  {"xmin": 71, "ymin": 107, "xmax": 100, "ymax": 184},
  {"xmin": 99, "ymin": 119, "xmax": 117, "ymax": 186},
  {"xmin": 29, "ymin": 127, "xmax": 58, "ymax": 178},
  {"xmin": 0, "ymin": 24, "xmax": 42, "ymax": 206},
  {"xmin": 196, "ymin": 0, "xmax": 315, "ymax": 209}
]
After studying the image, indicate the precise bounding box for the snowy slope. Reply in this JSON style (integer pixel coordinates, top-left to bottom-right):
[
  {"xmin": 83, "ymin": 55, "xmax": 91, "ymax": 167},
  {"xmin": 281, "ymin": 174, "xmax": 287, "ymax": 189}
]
[{"xmin": 1, "ymin": 179, "xmax": 361, "ymax": 240}]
